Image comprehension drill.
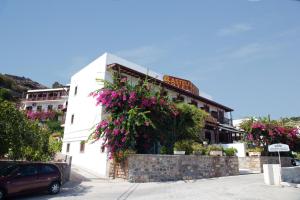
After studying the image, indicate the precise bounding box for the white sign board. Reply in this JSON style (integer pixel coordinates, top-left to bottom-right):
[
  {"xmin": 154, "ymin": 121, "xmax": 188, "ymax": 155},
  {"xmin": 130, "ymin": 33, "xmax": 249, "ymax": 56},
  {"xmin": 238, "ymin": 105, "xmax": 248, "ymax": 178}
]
[{"xmin": 268, "ymin": 143, "xmax": 290, "ymax": 152}]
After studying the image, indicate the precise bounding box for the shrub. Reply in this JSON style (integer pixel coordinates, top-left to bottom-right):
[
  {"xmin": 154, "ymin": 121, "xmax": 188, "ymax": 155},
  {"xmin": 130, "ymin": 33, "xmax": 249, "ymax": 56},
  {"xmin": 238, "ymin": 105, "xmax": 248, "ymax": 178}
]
[
  {"xmin": 247, "ymin": 147, "xmax": 263, "ymax": 153},
  {"xmin": 206, "ymin": 145, "xmax": 223, "ymax": 155},
  {"xmin": 160, "ymin": 146, "xmax": 168, "ymax": 154},
  {"xmin": 174, "ymin": 140, "xmax": 194, "ymax": 155},
  {"xmin": 294, "ymin": 152, "xmax": 300, "ymax": 160},
  {"xmin": 223, "ymin": 147, "xmax": 237, "ymax": 156},
  {"xmin": 192, "ymin": 143, "xmax": 207, "ymax": 155}
]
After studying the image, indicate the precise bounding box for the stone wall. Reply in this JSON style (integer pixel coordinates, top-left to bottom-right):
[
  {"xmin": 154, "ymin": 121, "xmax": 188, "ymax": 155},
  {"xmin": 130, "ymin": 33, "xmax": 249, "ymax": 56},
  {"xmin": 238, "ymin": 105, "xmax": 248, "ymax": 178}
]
[
  {"xmin": 282, "ymin": 166, "xmax": 300, "ymax": 183},
  {"xmin": 0, "ymin": 157, "xmax": 72, "ymax": 184},
  {"xmin": 238, "ymin": 156, "xmax": 292, "ymax": 172},
  {"xmin": 109, "ymin": 154, "xmax": 239, "ymax": 182}
]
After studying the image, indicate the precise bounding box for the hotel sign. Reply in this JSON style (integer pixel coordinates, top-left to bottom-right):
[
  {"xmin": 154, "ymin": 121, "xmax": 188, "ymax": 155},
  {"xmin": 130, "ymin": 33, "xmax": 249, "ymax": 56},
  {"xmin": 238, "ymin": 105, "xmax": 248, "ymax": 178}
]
[
  {"xmin": 268, "ymin": 143, "xmax": 290, "ymax": 152},
  {"xmin": 163, "ymin": 75, "xmax": 199, "ymax": 95}
]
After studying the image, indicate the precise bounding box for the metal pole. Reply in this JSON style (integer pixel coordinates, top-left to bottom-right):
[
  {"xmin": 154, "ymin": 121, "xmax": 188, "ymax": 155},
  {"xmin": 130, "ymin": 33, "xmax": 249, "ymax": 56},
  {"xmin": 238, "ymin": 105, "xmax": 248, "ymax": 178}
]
[{"xmin": 278, "ymin": 150, "xmax": 282, "ymax": 184}]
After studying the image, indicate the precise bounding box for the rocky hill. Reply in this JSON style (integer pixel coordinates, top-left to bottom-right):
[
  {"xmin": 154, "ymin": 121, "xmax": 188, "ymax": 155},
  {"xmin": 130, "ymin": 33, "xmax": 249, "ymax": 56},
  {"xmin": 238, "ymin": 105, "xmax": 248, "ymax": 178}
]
[{"xmin": 0, "ymin": 73, "xmax": 47, "ymax": 100}]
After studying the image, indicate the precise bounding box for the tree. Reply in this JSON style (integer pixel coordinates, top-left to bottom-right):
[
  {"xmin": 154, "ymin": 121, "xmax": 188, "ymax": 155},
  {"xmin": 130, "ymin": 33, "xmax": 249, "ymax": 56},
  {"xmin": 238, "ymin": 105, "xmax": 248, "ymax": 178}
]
[
  {"xmin": 52, "ymin": 81, "xmax": 64, "ymax": 88},
  {"xmin": 0, "ymin": 100, "xmax": 53, "ymax": 160},
  {"xmin": 0, "ymin": 88, "xmax": 14, "ymax": 101},
  {"xmin": 175, "ymin": 103, "xmax": 208, "ymax": 142}
]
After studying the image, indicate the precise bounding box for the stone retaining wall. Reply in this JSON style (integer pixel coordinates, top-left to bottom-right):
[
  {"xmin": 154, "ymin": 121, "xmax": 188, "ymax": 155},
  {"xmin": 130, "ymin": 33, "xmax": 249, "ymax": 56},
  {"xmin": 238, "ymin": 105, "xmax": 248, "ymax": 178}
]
[
  {"xmin": 238, "ymin": 156, "xmax": 292, "ymax": 172},
  {"xmin": 109, "ymin": 154, "xmax": 239, "ymax": 182}
]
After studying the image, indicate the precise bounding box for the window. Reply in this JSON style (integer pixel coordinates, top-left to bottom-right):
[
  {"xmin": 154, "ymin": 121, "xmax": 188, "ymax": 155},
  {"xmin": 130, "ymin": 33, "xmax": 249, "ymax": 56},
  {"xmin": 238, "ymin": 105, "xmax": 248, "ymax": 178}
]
[
  {"xmin": 203, "ymin": 105, "xmax": 210, "ymax": 112},
  {"xmin": 190, "ymin": 100, "xmax": 198, "ymax": 107},
  {"xmin": 39, "ymin": 165, "xmax": 56, "ymax": 174},
  {"xmin": 47, "ymin": 105, "xmax": 53, "ymax": 111},
  {"xmin": 80, "ymin": 141, "xmax": 85, "ymax": 153},
  {"xmin": 37, "ymin": 105, "xmax": 42, "ymax": 112},
  {"xmin": 66, "ymin": 143, "xmax": 70, "ymax": 153},
  {"xmin": 26, "ymin": 106, "xmax": 32, "ymax": 111},
  {"xmin": 58, "ymin": 104, "xmax": 63, "ymax": 109},
  {"xmin": 74, "ymin": 86, "xmax": 78, "ymax": 95},
  {"xmin": 71, "ymin": 114, "xmax": 74, "ymax": 124},
  {"xmin": 173, "ymin": 95, "xmax": 184, "ymax": 103},
  {"xmin": 18, "ymin": 165, "xmax": 38, "ymax": 177}
]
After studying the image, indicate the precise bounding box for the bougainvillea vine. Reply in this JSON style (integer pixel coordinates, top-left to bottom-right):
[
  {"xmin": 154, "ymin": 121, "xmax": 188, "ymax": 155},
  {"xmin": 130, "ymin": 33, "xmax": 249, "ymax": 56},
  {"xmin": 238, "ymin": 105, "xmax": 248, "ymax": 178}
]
[{"xmin": 89, "ymin": 72, "xmax": 178, "ymax": 160}]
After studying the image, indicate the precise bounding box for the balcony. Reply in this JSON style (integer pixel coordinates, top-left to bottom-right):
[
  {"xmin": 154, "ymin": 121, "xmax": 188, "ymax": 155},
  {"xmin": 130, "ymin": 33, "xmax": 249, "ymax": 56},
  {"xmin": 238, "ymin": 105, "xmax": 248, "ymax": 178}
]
[
  {"xmin": 210, "ymin": 111, "xmax": 232, "ymax": 125},
  {"xmin": 220, "ymin": 117, "xmax": 232, "ymax": 126}
]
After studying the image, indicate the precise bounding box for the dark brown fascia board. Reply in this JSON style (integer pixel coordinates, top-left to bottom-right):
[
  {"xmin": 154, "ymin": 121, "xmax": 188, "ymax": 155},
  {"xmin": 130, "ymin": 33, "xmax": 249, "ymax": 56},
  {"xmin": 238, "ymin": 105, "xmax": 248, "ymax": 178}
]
[{"xmin": 107, "ymin": 63, "xmax": 234, "ymax": 112}]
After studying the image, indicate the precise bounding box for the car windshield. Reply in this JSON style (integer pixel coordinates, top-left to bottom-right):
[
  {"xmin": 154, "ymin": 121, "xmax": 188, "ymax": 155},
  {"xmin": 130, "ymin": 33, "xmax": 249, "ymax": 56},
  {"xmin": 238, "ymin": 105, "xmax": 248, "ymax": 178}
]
[{"xmin": 0, "ymin": 164, "xmax": 18, "ymax": 177}]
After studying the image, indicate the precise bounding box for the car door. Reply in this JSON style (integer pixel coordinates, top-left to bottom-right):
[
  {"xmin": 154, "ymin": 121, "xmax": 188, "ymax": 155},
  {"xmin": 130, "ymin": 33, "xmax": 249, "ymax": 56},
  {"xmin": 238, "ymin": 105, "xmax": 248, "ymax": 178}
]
[
  {"xmin": 7, "ymin": 164, "xmax": 39, "ymax": 195},
  {"xmin": 37, "ymin": 164, "xmax": 59, "ymax": 189}
]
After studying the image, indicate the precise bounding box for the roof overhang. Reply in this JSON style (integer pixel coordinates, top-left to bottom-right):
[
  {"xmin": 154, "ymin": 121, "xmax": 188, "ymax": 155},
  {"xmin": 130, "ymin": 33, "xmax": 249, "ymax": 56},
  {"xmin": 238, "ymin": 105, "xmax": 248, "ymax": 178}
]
[{"xmin": 107, "ymin": 63, "xmax": 234, "ymax": 112}]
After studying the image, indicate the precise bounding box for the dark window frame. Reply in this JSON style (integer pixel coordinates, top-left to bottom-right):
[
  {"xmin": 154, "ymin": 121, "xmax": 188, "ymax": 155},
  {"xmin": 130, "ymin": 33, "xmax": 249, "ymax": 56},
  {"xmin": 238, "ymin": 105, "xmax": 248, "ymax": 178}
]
[
  {"xmin": 71, "ymin": 114, "xmax": 74, "ymax": 124},
  {"xmin": 66, "ymin": 143, "xmax": 70, "ymax": 153},
  {"xmin": 80, "ymin": 141, "xmax": 85, "ymax": 153},
  {"xmin": 74, "ymin": 86, "xmax": 78, "ymax": 95}
]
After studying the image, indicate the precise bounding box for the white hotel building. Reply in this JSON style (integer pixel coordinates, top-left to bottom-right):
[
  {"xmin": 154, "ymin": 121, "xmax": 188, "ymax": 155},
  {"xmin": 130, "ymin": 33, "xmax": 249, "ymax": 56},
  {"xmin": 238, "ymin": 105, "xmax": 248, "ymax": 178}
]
[{"xmin": 62, "ymin": 53, "xmax": 241, "ymax": 177}]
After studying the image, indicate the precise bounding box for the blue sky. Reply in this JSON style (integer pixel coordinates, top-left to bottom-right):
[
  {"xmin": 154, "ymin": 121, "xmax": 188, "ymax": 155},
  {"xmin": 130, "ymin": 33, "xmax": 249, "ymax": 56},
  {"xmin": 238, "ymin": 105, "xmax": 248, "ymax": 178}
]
[{"xmin": 0, "ymin": 0, "xmax": 299, "ymax": 119}]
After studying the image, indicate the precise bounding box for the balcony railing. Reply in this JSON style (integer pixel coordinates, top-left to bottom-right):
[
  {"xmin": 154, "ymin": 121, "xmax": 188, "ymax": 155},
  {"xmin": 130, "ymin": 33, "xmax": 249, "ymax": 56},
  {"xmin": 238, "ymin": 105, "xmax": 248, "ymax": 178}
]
[
  {"xmin": 220, "ymin": 117, "xmax": 232, "ymax": 125},
  {"xmin": 210, "ymin": 114, "xmax": 232, "ymax": 125},
  {"xmin": 24, "ymin": 96, "xmax": 64, "ymax": 101}
]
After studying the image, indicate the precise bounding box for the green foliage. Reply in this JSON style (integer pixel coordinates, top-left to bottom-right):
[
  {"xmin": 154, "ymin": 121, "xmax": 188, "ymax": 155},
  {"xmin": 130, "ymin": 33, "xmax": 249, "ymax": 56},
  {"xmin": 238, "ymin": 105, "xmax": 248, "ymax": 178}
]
[
  {"xmin": 0, "ymin": 100, "xmax": 54, "ymax": 161},
  {"xmin": 0, "ymin": 88, "xmax": 14, "ymax": 101},
  {"xmin": 223, "ymin": 147, "xmax": 237, "ymax": 156},
  {"xmin": 206, "ymin": 145, "xmax": 223, "ymax": 154},
  {"xmin": 48, "ymin": 136, "xmax": 63, "ymax": 157},
  {"xmin": 174, "ymin": 140, "xmax": 195, "ymax": 155},
  {"xmin": 175, "ymin": 103, "xmax": 207, "ymax": 142},
  {"xmin": 0, "ymin": 74, "xmax": 26, "ymax": 94},
  {"xmin": 293, "ymin": 152, "xmax": 300, "ymax": 160},
  {"xmin": 239, "ymin": 117, "xmax": 256, "ymax": 133},
  {"xmin": 160, "ymin": 146, "xmax": 168, "ymax": 154},
  {"xmin": 247, "ymin": 147, "xmax": 263, "ymax": 153},
  {"xmin": 46, "ymin": 119, "xmax": 63, "ymax": 133},
  {"xmin": 191, "ymin": 143, "xmax": 207, "ymax": 155},
  {"xmin": 52, "ymin": 81, "xmax": 64, "ymax": 88}
]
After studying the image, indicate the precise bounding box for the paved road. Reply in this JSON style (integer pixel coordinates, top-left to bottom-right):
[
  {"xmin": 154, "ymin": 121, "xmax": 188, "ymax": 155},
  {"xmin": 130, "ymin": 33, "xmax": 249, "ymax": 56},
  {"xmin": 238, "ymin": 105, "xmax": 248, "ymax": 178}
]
[{"xmin": 17, "ymin": 172, "xmax": 300, "ymax": 200}]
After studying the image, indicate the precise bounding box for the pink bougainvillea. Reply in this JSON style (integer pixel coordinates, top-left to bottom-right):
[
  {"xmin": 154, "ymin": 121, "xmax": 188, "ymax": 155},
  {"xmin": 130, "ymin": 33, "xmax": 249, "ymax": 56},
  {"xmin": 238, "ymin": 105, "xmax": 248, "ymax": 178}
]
[
  {"xmin": 89, "ymin": 73, "xmax": 178, "ymax": 160},
  {"xmin": 26, "ymin": 111, "xmax": 56, "ymax": 121},
  {"xmin": 246, "ymin": 121, "xmax": 299, "ymax": 150}
]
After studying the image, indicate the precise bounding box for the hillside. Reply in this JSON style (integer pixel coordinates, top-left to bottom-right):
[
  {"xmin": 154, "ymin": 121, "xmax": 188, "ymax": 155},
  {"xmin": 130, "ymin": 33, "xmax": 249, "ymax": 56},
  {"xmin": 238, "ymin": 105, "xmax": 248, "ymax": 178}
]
[{"xmin": 0, "ymin": 73, "xmax": 47, "ymax": 101}]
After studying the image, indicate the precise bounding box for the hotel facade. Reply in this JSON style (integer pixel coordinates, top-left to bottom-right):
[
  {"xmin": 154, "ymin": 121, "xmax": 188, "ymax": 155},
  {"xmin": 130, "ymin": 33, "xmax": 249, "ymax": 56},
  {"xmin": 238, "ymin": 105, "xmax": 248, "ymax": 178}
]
[{"xmin": 62, "ymin": 53, "xmax": 241, "ymax": 177}]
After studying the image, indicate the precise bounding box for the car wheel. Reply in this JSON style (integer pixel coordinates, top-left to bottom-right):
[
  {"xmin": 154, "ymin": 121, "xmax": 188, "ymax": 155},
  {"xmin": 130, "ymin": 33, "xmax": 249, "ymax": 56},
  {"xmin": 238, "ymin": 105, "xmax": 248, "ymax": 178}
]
[
  {"xmin": 49, "ymin": 182, "xmax": 61, "ymax": 195},
  {"xmin": 0, "ymin": 189, "xmax": 5, "ymax": 200}
]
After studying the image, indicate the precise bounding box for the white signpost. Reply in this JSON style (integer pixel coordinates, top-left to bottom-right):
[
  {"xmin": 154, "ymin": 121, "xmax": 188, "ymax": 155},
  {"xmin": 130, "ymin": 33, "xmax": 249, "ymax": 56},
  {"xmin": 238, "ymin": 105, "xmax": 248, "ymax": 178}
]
[{"xmin": 267, "ymin": 143, "xmax": 290, "ymax": 184}]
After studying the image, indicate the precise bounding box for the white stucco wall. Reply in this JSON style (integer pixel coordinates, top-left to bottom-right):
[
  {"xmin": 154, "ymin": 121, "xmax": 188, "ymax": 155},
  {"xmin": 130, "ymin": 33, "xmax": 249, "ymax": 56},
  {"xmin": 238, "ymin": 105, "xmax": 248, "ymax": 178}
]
[
  {"xmin": 221, "ymin": 143, "xmax": 246, "ymax": 157},
  {"xmin": 62, "ymin": 53, "xmax": 108, "ymax": 177},
  {"xmin": 62, "ymin": 52, "xmax": 164, "ymax": 177}
]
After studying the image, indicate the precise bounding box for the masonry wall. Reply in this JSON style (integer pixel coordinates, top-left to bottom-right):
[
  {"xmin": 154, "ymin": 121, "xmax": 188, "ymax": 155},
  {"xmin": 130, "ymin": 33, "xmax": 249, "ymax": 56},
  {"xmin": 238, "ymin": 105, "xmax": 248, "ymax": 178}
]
[
  {"xmin": 238, "ymin": 156, "xmax": 292, "ymax": 172},
  {"xmin": 109, "ymin": 154, "xmax": 239, "ymax": 182}
]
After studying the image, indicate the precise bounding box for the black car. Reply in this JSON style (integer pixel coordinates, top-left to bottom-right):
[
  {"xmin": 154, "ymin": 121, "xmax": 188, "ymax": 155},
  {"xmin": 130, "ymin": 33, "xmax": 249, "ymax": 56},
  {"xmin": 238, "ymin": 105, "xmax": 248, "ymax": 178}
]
[
  {"xmin": 0, "ymin": 163, "xmax": 62, "ymax": 200},
  {"xmin": 291, "ymin": 159, "xmax": 300, "ymax": 166}
]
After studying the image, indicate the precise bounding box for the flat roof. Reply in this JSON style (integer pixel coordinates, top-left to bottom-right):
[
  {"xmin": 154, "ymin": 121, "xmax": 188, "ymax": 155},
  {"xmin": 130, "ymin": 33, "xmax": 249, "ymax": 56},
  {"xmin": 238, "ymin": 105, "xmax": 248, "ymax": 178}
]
[
  {"xmin": 27, "ymin": 87, "xmax": 69, "ymax": 93},
  {"xmin": 107, "ymin": 63, "xmax": 234, "ymax": 112}
]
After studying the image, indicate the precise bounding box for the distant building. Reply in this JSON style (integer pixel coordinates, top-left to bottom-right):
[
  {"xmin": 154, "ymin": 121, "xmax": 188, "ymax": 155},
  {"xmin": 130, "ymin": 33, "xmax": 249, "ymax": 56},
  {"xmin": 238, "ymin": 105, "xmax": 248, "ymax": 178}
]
[
  {"xmin": 62, "ymin": 53, "xmax": 241, "ymax": 177},
  {"xmin": 21, "ymin": 87, "xmax": 70, "ymax": 124}
]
